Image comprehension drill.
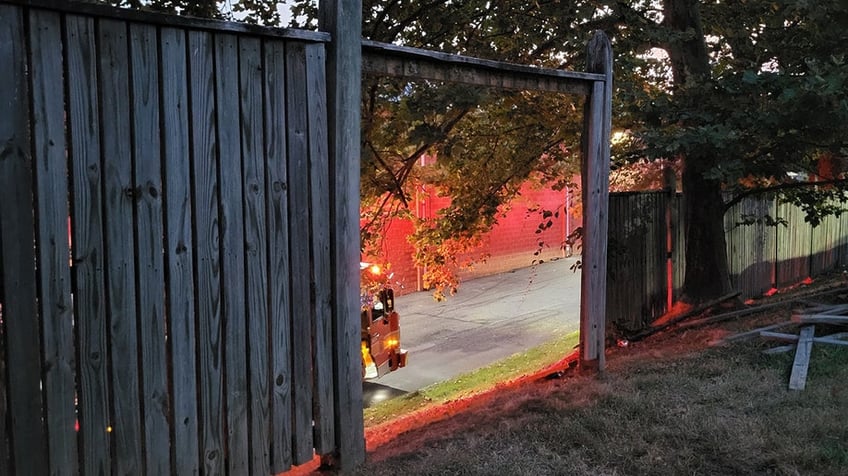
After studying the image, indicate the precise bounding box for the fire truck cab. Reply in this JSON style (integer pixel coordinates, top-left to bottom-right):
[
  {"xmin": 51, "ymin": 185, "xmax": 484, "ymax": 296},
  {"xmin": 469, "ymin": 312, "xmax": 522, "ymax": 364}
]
[{"xmin": 360, "ymin": 263, "xmax": 408, "ymax": 379}]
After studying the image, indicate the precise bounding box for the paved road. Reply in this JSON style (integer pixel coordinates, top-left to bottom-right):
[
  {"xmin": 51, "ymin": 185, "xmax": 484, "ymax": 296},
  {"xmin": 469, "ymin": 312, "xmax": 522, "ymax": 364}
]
[{"xmin": 364, "ymin": 257, "xmax": 582, "ymax": 406}]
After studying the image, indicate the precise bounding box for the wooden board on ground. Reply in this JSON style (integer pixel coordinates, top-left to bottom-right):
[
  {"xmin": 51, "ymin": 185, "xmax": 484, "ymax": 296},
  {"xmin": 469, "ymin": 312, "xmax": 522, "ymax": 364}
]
[
  {"xmin": 788, "ymin": 325, "xmax": 815, "ymax": 391},
  {"xmin": 724, "ymin": 321, "xmax": 794, "ymax": 342},
  {"xmin": 759, "ymin": 331, "xmax": 848, "ymax": 347},
  {"xmin": 729, "ymin": 301, "xmax": 848, "ymax": 389},
  {"xmin": 793, "ymin": 314, "xmax": 848, "ymax": 325}
]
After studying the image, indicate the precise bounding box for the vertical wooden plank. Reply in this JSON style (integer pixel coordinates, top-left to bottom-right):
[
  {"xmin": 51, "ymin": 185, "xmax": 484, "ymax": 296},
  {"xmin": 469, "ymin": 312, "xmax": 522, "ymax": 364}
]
[
  {"xmin": 0, "ymin": 284, "xmax": 7, "ymax": 475},
  {"xmin": 238, "ymin": 35, "xmax": 271, "ymax": 476},
  {"xmin": 264, "ymin": 39, "xmax": 293, "ymax": 474},
  {"xmin": 306, "ymin": 42, "xmax": 336, "ymax": 455},
  {"xmin": 161, "ymin": 26, "xmax": 200, "ymax": 475},
  {"xmin": 65, "ymin": 13, "xmax": 111, "ymax": 475},
  {"xmin": 129, "ymin": 22, "xmax": 171, "ymax": 475},
  {"xmin": 28, "ymin": 9, "xmax": 79, "ymax": 475},
  {"xmin": 98, "ymin": 19, "xmax": 144, "ymax": 474},
  {"xmin": 285, "ymin": 40, "xmax": 315, "ymax": 465},
  {"xmin": 789, "ymin": 325, "xmax": 815, "ymax": 390},
  {"xmin": 580, "ymin": 31, "xmax": 612, "ymax": 372},
  {"xmin": 725, "ymin": 200, "xmax": 740, "ymax": 292},
  {"xmin": 775, "ymin": 200, "xmax": 791, "ymax": 286},
  {"xmin": 664, "ymin": 190, "xmax": 674, "ymax": 311},
  {"xmin": 654, "ymin": 194, "xmax": 666, "ymax": 315},
  {"xmin": 672, "ymin": 192, "xmax": 686, "ymax": 298},
  {"xmin": 0, "ymin": 5, "xmax": 49, "ymax": 475},
  {"xmin": 319, "ymin": 0, "xmax": 367, "ymax": 468},
  {"xmin": 839, "ymin": 207, "xmax": 848, "ymax": 267},
  {"xmin": 764, "ymin": 197, "xmax": 778, "ymax": 291},
  {"xmin": 214, "ymin": 32, "xmax": 249, "ymax": 474},
  {"xmin": 187, "ymin": 29, "xmax": 224, "ymax": 475}
]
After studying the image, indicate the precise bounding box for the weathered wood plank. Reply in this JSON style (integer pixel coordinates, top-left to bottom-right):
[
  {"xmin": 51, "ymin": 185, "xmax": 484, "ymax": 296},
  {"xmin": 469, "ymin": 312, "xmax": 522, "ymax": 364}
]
[
  {"xmin": 792, "ymin": 314, "xmax": 848, "ymax": 325},
  {"xmin": 763, "ymin": 344, "xmax": 796, "ymax": 355},
  {"xmin": 820, "ymin": 333, "xmax": 848, "ymax": 345},
  {"xmin": 760, "ymin": 331, "xmax": 848, "ymax": 347},
  {"xmin": 760, "ymin": 331, "xmax": 803, "ymax": 342},
  {"xmin": 810, "ymin": 336, "xmax": 848, "ymax": 346},
  {"xmin": 99, "ymin": 19, "xmax": 144, "ymax": 473},
  {"xmin": 306, "ymin": 41, "xmax": 336, "ymax": 454},
  {"xmin": 789, "ymin": 325, "xmax": 815, "ymax": 391},
  {"xmin": 263, "ymin": 39, "xmax": 294, "ymax": 474},
  {"xmin": 797, "ymin": 303, "xmax": 848, "ymax": 315},
  {"xmin": 214, "ymin": 32, "xmax": 250, "ymax": 474},
  {"xmin": 286, "ymin": 40, "xmax": 315, "ymax": 465},
  {"xmin": 0, "ymin": 5, "xmax": 49, "ymax": 474},
  {"xmin": 188, "ymin": 29, "xmax": 224, "ymax": 474},
  {"xmin": 320, "ymin": 0, "xmax": 367, "ymax": 468},
  {"xmin": 0, "ymin": 293, "xmax": 7, "ymax": 475},
  {"xmin": 579, "ymin": 31, "xmax": 612, "ymax": 372},
  {"xmin": 129, "ymin": 22, "xmax": 171, "ymax": 475},
  {"xmin": 65, "ymin": 14, "xmax": 111, "ymax": 474},
  {"xmin": 238, "ymin": 35, "xmax": 271, "ymax": 476},
  {"xmin": 28, "ymin": 9, "xmax": 78, "ymax": 474},
  {"xmin": 725, "ymin": 321, "xmax": 794, "ymax": 342},
  {"xmin": 362, "ymin": 40, "xmax": 598, "ymax": 95},
  {"xmin": 161, "ymin": 26, "xmax": 200, "ymax": 475}
]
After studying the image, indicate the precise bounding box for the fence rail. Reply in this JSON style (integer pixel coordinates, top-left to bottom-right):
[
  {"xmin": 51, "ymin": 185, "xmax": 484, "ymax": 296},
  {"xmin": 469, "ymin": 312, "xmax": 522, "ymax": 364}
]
[
  {"xmin": 607, "ymin": 191, "xmax": 848, "ymax": 333},
  {"xmin": 0, "ymin": 2, "xmax": 341, "ymax": 474}
]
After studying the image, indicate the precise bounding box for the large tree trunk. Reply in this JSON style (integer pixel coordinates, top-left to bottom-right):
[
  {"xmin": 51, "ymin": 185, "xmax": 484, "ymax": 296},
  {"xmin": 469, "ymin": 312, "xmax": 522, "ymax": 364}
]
[
  {"xmin": 663, "ymin": 0, "xmax": 733, "ymax": 303},
  {"xmin": 681, "ymin": 164, "xmax": 733, "ymax": 303}
]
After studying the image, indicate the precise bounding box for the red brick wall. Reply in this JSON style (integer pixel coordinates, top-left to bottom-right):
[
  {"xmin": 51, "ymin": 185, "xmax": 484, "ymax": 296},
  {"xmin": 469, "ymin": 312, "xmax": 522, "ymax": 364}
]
[{"xmin": 375, "ymin": 184, "xmax": 580, "ymax": 295}]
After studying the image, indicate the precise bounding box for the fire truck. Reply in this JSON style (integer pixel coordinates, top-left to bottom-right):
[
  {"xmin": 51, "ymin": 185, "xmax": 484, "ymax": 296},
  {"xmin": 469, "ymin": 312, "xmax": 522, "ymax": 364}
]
[{"xmin": 360, "ymin": 263, "xmax": 408, "ymax": 379}]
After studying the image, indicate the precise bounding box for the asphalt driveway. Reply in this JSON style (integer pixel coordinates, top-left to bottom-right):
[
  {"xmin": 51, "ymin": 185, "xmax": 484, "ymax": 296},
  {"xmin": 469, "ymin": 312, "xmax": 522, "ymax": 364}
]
[{"xmin": 364, "ymin": 257, "xmax": 582, "ymax": 406}]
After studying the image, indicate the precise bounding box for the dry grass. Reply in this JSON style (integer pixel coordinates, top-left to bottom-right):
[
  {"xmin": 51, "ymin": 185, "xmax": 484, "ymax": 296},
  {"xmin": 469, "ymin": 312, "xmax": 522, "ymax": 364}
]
[{"xmin": 352, "ymin": 290, "xmax": 848, "ymax": 476}]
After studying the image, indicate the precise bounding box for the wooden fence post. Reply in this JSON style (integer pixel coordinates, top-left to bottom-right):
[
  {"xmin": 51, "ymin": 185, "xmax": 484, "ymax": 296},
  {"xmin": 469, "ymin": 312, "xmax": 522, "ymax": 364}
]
[
  {"xmin": 580, "ymin": 31, "xmax": 612, "ymax": 372},
  {"xmin": 319, "ymin": 0, "xmax": 366, "ymax": 470}
]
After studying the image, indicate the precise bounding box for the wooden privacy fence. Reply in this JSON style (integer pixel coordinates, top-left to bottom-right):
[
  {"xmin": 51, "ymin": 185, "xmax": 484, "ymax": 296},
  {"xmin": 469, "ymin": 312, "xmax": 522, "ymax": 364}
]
[
  {"xmin": 606, "ymin": 191, "xmax": 684, "ymax": 333},
  {"xmin": 0, "ymin": 1, "xmax": 356, "ymax": 474},
  {"xmin": 607, "ymin": 191, "xmax": 848, "ymax": 333}
]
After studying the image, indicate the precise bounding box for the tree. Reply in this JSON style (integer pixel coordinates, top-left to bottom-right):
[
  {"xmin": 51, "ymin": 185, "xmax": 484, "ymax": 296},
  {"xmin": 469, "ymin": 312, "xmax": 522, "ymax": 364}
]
[
  {"xmin": 663, "ymin": 0, "xmax": 734, "ymax": 302},
  {"xmin": 89, "ymin": 0, "xmax": 220, "ymax": 17},
  {"xmin": 647, "ymin": 0, "xmax": 848, "ymax": 302}
]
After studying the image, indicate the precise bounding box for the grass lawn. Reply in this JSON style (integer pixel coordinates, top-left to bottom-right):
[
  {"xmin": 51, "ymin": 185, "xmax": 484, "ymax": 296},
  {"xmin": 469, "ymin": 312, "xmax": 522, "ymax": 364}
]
[
  {"xmin": 364, "ymin": 331, "xmax": 581, "ymax": 428},
  {"xmin": 354, "ymin": 285, "xmax": 848, "ymax": 476}
]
